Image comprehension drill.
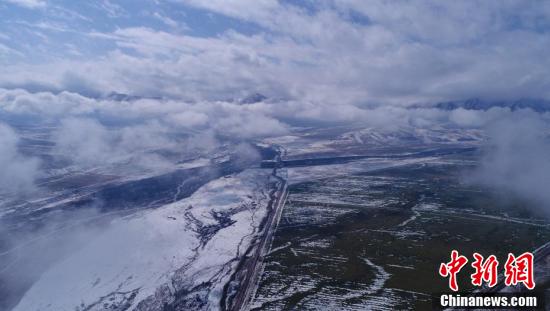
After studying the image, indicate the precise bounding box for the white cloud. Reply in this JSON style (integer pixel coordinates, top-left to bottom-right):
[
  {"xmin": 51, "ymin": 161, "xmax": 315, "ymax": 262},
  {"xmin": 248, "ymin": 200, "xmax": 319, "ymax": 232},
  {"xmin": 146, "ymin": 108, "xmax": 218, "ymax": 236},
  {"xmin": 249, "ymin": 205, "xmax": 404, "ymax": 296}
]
[
  {"xmin": 52, "ymin": 118, "xmax": 175, "ymax": 170},
  {"xmin": 2, "ymin": 1, "xmax": 550, "ymax": 105},
  {"xmin": 0, "ymin": 88, "xmax": 95, "ymax": 117},
  {"xmin": 52, "ymin": 118, "xmax": 114, "ymax": 167},
  {"xmin": 0, "ymin": 123, "xmax": 40, "ymax": 194},
  {"xmin": 152, "ymin": 12, "xmax": 182, "ymax": 28},
  {"xmin": 4, "ymin": 0, "xmax": 46, "ymax": 9},
  {"xmin": 449, "ymin": 108, "xmax": 484, "ymax": 127},
  {"xmin": 469, "ymin": 114, "xmax": 550, "ymax": 213},
  {"xmin": 0, "ymin": 43, "xmax": 23, "ymax": 57},
  {"xmin": 98, "ymin": 0, "xmax": 125, "ymax": 18}
]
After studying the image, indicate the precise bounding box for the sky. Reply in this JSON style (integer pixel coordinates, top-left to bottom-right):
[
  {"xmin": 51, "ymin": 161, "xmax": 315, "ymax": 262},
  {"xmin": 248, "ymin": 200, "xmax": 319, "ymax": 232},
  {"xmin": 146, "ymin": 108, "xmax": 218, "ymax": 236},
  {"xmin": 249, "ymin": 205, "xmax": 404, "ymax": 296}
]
[{"xmin": 1, "ymin": 0, "xmax": 550, "ymax": 105}]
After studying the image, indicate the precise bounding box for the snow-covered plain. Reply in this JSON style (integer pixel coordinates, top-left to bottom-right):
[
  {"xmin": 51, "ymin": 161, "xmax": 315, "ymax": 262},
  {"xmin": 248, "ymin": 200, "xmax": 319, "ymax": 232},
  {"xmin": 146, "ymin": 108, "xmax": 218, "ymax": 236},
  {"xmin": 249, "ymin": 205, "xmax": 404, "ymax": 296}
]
[
  {"xmin": 13, "ymin": 169, "xmax": 273, "ymax": 311},
  {"xmin": 263, "ymin": 126, "xmax": 484, "ymax": 160},
  {"xmin": 285, "ymin": 157, "xmax": 438, "ymax": 185}
]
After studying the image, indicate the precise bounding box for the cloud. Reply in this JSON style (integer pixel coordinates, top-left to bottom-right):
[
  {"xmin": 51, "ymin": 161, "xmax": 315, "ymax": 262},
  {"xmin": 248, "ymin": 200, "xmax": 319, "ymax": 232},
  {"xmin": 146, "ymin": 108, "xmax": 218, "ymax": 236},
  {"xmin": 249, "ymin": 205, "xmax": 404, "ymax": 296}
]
[
  {"xmin": 0, "ymin": 88, "xmax": 95, "ymax": 117},
  {"xmin": 52, "ymin": 118, "xmax": 175, "ymax": 171},
  {"xmin": 232, "ymin": 142, "xmax": 262, "ymax": 167},
  {"xmin": 152, "ymin": 12, "xmax": 181, "ymax": 28},
  {"xmin": 0, "ymin": 123, "xmax": 40, "ymax": 194},
  {"xmin": 0, "ymin": 43, "xmax": 23, "ymax": 57},
  {"xmin": 4, "ymin": 0, "xmax": 46, "ymax": 9},
  {"xmin": 2, "ymin": 1, "xmax": 550, "ymax": 105},
  {"xmin": 52, "ymin": 118, "xmax": 114, "ymax": 167},
  {"xmin": 0, "ymin": 87, "xmax": 290, "ymax": 171},
  {"xmin": 98, "ymin": 0, "xmax": 126, "ymax": 18},
  {"xmin": 449, "ymin": 108, "xmax": 484, "ymax": 128},
  {"xmin": 0, "ymin": 207, "xmax": 105, "ymax": 310},
  {"xmin": 468, "ymin": 113, "xmax": 550, "ymax": 214}
]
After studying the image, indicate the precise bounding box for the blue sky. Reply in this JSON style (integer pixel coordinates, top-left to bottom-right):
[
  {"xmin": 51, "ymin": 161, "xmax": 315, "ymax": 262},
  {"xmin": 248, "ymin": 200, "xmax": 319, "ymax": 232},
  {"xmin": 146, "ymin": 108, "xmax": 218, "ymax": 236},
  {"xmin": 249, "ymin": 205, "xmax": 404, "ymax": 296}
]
[
  {"xmin": 0, "ymin": 0, "xmax": 263, "ymax": 63},
  {"xmin": 1, "ymin": 0, "xmax": 550, "ymax": 104}
]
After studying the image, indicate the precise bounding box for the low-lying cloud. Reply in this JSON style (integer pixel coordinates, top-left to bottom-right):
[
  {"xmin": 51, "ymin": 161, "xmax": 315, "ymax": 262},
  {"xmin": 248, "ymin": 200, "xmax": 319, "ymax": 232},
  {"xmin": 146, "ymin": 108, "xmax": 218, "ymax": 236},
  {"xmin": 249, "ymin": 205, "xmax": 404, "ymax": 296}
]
[
  {"xmin": 2, "ymin": 88, "xmax": 550, "ymax": 177},
  {"xmin": 469, "ymin": 113, "xmax": 550, "ymax": 214},
  {"xmin": 0, "ymin": 123, "xmax": 40, "ymax": 194},
  {"xmin": 0, "ymin": 207, "xmax": 106, "ymax": 310},
  {"xmin": 52, "ymin": 118, "xmax": 175, "ymax": 171}
]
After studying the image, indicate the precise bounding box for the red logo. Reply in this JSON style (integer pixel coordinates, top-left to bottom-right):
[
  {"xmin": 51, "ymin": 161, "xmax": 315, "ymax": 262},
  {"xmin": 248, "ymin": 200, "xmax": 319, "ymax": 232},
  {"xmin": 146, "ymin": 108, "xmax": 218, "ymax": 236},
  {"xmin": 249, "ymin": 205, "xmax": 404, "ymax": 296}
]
[
  {"xmin": 439, "ymin": 251, "xmax": 535, "ymax": 291},
  {"xmin": 439, "ymin": 250, "xmax": 468, "ymax": 291},
  {"xmin": 504, "ymin": 252, "xmax": 535, "ymax": 290},
  {"xmin": 471, "ymin": 253, "xmax": 499, "ymax": 287}
]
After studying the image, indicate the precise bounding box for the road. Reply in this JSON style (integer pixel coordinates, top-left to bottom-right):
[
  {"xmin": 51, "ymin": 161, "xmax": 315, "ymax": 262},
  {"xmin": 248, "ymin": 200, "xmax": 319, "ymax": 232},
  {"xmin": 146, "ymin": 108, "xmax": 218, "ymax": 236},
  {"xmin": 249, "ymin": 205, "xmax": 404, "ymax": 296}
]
[{"xmin": 222, "ymin": 147, "xmax": 288, "ymax": 311}]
